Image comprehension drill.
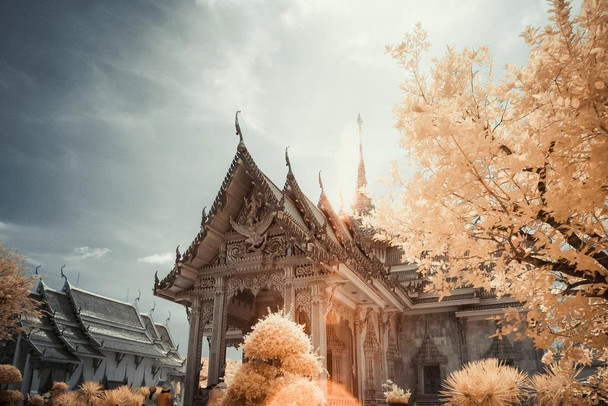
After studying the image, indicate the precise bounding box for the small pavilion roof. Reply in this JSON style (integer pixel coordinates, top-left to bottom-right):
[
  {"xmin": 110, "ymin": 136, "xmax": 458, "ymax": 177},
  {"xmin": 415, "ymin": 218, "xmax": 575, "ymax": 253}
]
[{"xmin": 22, "ymin": 280, "xmax": 183, "ymax": 366}]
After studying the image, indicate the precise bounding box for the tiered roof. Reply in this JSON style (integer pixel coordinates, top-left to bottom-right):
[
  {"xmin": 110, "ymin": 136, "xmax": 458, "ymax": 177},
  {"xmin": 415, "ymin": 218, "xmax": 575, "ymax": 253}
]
[
  {"xmin": 21, "ymin": 281, "xmax": 184, "ymax": 373},
  {"xmin": 154, "ymin": 135, "xmax": 399, "ymax": 307}
]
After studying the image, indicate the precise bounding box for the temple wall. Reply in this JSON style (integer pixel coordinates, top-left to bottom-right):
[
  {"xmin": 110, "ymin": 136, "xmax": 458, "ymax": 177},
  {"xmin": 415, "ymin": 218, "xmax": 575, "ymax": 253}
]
[
  {"xmin": 464, "ymin": 319, "xmax": 497, "ymax": 361},
  {"xmin": 396, "ymin": 311, "xmax": 541, "ymax": 399},
  {"xmin": 397, "ymin": 311, "xmax": 462, "ymax": 394}
]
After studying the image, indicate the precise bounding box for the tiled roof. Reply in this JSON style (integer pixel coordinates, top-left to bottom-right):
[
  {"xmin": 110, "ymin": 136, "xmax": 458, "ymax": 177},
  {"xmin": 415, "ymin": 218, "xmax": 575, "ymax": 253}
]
[{"xmin": 24, "ymin": 281, "xmax": 183, "ymax": 368}]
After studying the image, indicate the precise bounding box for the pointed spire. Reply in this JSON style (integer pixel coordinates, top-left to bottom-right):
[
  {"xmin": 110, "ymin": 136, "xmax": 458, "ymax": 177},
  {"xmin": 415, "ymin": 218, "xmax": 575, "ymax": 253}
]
[
  {"xmin": 356, "ymin": 113, "xmax": 367, "ymax": 189},
  {"xmin": 352, "ymin": 114, "xmax": 374, "ymax": 215}
]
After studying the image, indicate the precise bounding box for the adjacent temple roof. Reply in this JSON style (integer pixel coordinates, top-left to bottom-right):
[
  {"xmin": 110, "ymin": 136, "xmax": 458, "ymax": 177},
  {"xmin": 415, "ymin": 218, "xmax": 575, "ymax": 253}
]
[
  {"xmin": 154, "ymin": 114, "xmax": 398, "ymax": 306},
  {"xmin": 20, "ymin": 280, "xmax": 184, "ymax": 373}
]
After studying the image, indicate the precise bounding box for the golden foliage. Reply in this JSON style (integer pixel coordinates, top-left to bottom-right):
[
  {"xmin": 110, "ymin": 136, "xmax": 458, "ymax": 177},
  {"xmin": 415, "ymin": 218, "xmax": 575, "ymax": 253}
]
[
  {"xmin": 382, "ymin": 380, "xmax": 411, "ymax": 404},
  {"xmin": 0, "ymin": 364, "xmax": 22, "ymax": 384},
  {"xmin": 28, "ymin": 394, "xmax": 44, "ymax": 406},
  {"xmin": 376, "ymin": 0, "xmax": 608, "ymax": 374},
  {"xmin": 222, "ymin": 310, "xmax": 324, "ymax": 406},
  {"xmin": 52, "ymin": 382, "xmax": 68, "ymax": 393},
  {"xmin": 442, "ymin": 358, "xmax": 529, "ymax": 406},
  {"xmin": 0, "ymin": 241, "xmax": 41, "ymax": 341},
  {"xmin": 242, "ymin": 311, "xmax": 313, "ymax": 361},
  {"xmin": 266, "ymin": 377, "xmax": 325, "ymax": 406},
  {"xmin": 0, "ymin": 389, "xmax": 24, "ymax": 404},
  {"xmin": 55, "ymin": 390, "xmax": 78, "ymax": 406},
  {"xmin": 222, "ymin": 362, "xmax": 279, "ymax": 406},
  {"xmin": 531, "ymin": 362, "xmax": 589, "ymax": 405},
  {"xmin": 77, "ymin": 381, "xmax": 103, "ymax": 406}
]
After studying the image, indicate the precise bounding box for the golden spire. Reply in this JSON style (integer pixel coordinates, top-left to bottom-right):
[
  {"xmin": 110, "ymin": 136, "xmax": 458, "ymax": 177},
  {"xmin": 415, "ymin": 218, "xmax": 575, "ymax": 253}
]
[
  {"xmin": 356, "ymin": 113, "xmax": 367, "ymax": 190},
  {"xmin": 352, "ymin": 114, "xmax": 373, "ymax": 215}
]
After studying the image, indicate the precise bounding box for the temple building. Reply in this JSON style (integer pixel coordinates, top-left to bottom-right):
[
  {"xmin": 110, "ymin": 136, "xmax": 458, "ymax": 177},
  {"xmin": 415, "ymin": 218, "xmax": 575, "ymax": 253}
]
[
  {"xmin": 154, "ymin": 114, "xmax": 541, "ymax": 406},
  {"xmin": 1, "ymin": 279, "xmax": 185, "ymax": 397}
]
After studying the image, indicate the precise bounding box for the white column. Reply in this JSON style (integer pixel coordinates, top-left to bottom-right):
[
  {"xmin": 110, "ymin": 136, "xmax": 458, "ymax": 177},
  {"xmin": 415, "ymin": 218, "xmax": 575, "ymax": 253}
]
[
  {"xmin": 355, "ymin": 316, "xmax": 367, "ymax": 404},
  {"xmin": 208, "ymin": 276, "xmax": 226, "ymax": 385},
  {"xmin": 310, "ymin": 282, "xmax": 327, "ymax": 393},
  {"xmin": 283, "ymin": 267, "xmax": 295, "ymax": 318},
  {"xmin": 183, "ymin": 297, "xmax": 201, "ymax": 406}
]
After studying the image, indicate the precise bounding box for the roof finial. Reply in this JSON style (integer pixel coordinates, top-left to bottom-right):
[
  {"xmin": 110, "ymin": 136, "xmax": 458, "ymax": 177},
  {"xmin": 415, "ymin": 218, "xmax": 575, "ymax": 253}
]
[
  {"xmin": 166, "ymin": 311, "xmax": 172, "ymax": 324},
  {"xmin": 175, "ymin": 245, "xmax": 180, "ymax": 263},
  {"xmin": 60, "ymin": 265, "xmax": 67, "ymax": 282},
  {"xmin": 150, "ymin": 301, "xmax": 156, "ymax": 316},
  {"xmin": 318, "ymin": 170, "xmax": 325, "ymax": 194},
  {"xmin": 35, "ymin": 265, "xmax": 41, "ymax": 275},
  {"xmin": 235, "ymin": 110, "xmax": 243, "ymax": 144},
  {"xmin": 285, "ymin": 146, "xmax": 294, "ymax": 179},
  {"xmin": 135, "ymin": 289, "xmax": 141, "ymax": 303},
  {"xmin": 201, "ymin": 206, "xmax": 208, "ymax": 227}
]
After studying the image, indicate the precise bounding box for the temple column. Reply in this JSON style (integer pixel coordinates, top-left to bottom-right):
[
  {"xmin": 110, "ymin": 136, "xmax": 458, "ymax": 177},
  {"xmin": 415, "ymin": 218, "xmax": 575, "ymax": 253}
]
[
  {"xmin": 208, "ymin": 276, "xmax": 227, "ymax": 385},
  {"xmin": 310, "ymin": 282, "xmax": 327, "ymax": 392},
  {"xmin": 283, "ymin": 267, "xmax": 295, "ymax": 318},
  {"xmin": 380, "ymin": 313, "xmax": 390, "ymax": 385},
  {"xmin": 184, "ymin": 297, "xmax": 202, "ymax": 406},
  {"xmin": 354, "ymin": 314, "xmax": 367, "ymax": 403}
]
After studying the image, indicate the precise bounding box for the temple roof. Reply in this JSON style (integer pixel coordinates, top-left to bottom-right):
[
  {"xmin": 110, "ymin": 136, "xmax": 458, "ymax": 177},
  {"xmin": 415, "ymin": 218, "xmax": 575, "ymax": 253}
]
[
  {"xmin": 22, "ymin": 292, "xmax": 81, "ymax": 364},
  {"xmin": 22, "ymin": 280, "xmax": 183, "ymax": 371},
  {"xmin": 154, "ymin": 138, "xmax": 397, "ymax": 306}
]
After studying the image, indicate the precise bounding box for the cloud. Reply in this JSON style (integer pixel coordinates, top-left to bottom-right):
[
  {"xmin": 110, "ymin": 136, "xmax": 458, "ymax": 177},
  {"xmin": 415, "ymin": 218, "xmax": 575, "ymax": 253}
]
[
  {"xmin": 0, "ymin": 221, "xmax": 8, "ymax": 230},
  {"xmin": 73, "ymin": 246, "xmax": 111, "ymax": 259},
  {"xmin": 138, "ymin": 253, "xmax": 173, "ymax": 265}
]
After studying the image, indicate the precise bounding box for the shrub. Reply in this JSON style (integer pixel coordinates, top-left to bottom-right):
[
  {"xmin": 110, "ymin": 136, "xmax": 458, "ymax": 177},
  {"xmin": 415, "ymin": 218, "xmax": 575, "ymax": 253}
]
[{"xmin": 442, "ymin": 358, "xmax": 529, "ymax": 406}]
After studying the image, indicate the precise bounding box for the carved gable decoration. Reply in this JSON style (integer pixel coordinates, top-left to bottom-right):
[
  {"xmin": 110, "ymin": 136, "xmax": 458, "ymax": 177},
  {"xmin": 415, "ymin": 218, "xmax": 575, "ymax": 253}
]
[
  {"xmin": 230, "ymin": 185, "xmax": 276, "ymax": 252},
  {"xmin": 327, "ymin": 324, "xmax": 345, "ymax": 351},
  {"xmin": 484, "ymin": 337, "xmax": 520, "ymax": 361},
  {"xmin": 364, "ymin": 324, "xmax": 379, "ymax": 352},
  {"xmin": 416, "ymin": 335, "xmax": 448, "ymax": 365}
]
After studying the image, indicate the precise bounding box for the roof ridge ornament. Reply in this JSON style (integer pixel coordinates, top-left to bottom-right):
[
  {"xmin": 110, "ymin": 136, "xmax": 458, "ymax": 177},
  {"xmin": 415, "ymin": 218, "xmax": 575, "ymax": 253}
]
[
  {"xmin": 60, "ymin": 265, "xmax": 67, "ymax": 283},
  {"xmin": 201, "ymin": 206, "xmax": 208, "ymax": 227},
  {"xmin": 235, "ymin": 110, "xmax": 243, "ymax": 144},
  {"xmin": 285, "ymin": 146, "xmax": 294, "ymax": 179},
  {"xmin": 318, "ymin": 170, "xmax": 325, "ymax": 194},
  {"xmin": 135, "ymin": 289, "xmax": 141, "ymax": 303},
  {"xmin": 35, "ymin": 265, "xmax": 41, "ymax": 275}
]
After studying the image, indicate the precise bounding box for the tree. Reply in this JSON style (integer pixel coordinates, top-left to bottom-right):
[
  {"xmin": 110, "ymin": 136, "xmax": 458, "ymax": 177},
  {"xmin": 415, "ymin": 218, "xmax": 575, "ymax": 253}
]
[
  {"xmin": 221, "ymin": 311, "xmax": 324, "ymax": 406},
  {"xmin": 374, "ymin": 0, "xmax": 607, "ymax": 363},
  {"xmin": 0, "ymin": 241, "xmax": 40, "ymax": 341}
]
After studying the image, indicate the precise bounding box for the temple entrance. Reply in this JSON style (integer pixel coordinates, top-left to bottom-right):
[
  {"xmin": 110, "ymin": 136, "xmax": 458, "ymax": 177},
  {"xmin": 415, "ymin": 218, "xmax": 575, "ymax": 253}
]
[{"xmin": 326, "ymin": 312, "xmax": 356, "ymax": 400}]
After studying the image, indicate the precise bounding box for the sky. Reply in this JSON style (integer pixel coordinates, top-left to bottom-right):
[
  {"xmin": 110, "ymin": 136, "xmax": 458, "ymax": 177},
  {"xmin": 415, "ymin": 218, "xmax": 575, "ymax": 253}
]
[{"xmin": 0, "ymin": 0, "xmax": 553, "ymax": 355}]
